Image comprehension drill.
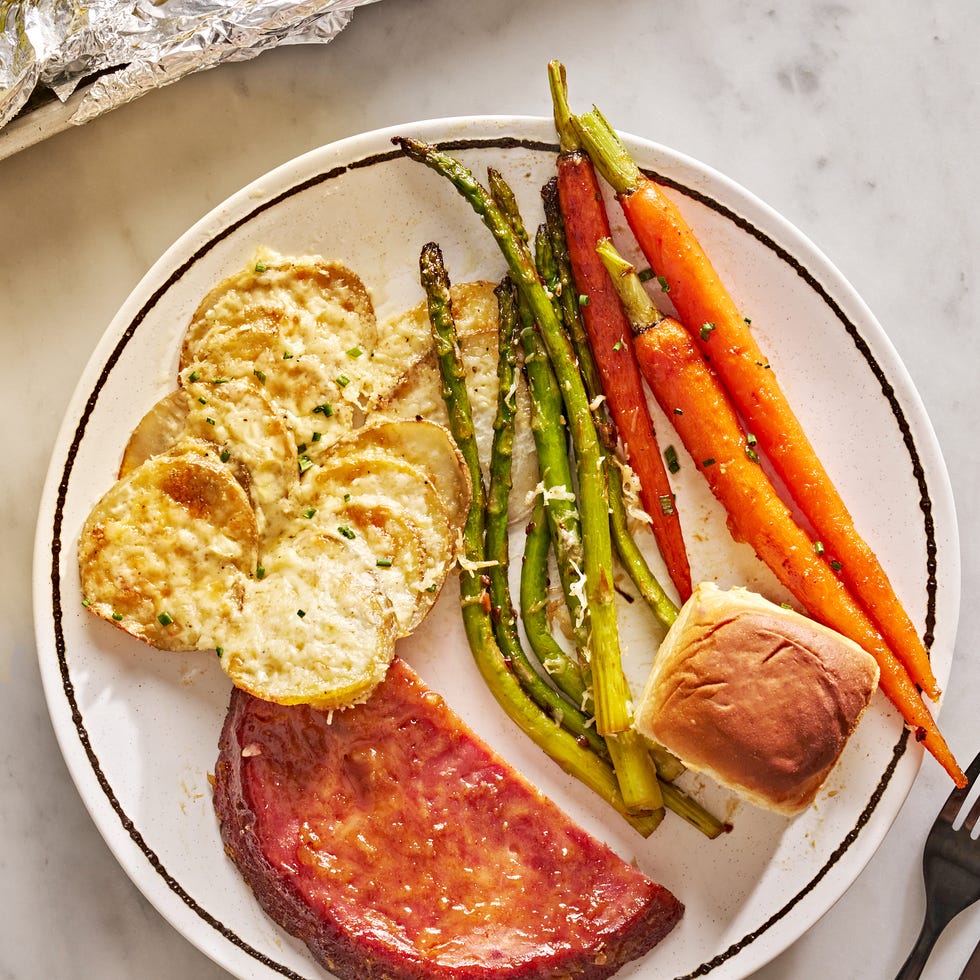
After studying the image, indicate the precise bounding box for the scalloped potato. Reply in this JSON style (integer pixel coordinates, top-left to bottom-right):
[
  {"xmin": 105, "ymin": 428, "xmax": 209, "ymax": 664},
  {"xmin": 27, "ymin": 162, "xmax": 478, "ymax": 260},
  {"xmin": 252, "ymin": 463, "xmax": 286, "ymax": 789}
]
[
  {"xmin": 78, "ymin": 251, "xmax": 488, "ymax": 710},
  {"xmin": 221, "ymin": 530, "xmax": 397, "ymax": 710},
  {"xmin": 120, "ymin": 377, "xmax": 297, "ymax": 540},
  {"xmin": 180, "ymin": 249, "xmax": 383, "ymax": 453},
  {"xmin": 79, "ymin": 441, "xmax": 257, "ymax": 652}
]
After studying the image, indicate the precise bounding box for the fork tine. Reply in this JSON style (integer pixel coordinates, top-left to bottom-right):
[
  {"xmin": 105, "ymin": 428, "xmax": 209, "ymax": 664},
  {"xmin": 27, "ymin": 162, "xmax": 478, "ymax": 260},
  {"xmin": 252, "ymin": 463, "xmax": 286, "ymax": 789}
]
[
  {"xmin": 963, "ymin": 749, "xmax": 980, "ymax": 788},
  {"xmin": 964, "ymin": 799, "xmax": 980, "ymax": 836}
]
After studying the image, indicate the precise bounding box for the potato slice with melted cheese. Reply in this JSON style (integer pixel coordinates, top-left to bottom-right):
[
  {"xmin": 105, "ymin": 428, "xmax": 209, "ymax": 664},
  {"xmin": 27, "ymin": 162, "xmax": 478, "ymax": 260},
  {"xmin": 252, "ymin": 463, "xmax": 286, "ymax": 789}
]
[
  {"xmin": 371, "ymin": 280, "xmax": 500, "ymax": 392},
  {"xmin": 298, "ymin": 452, "xmax": 456, "ymax": 635},
  {"xmin": 182, "ymin": 250, "xmax": 376, "ymax": 372},
  {"xmin": 78, "ymin": 441, "xmax": 257, "ymax": 651},
  {"xmin": 180, "ymin": 251, "xmax": 381, "ymax": 452},
  {"xmin": 119, "ymin": 378, "xmax": 297, "ymax": 540},
  {"xmin": 219, "ymin": 529, "xmax": 396, "ymax": 710},
  {"xmin": 317, "ymin": 418, "xmax": 471, "ymax": 537}
]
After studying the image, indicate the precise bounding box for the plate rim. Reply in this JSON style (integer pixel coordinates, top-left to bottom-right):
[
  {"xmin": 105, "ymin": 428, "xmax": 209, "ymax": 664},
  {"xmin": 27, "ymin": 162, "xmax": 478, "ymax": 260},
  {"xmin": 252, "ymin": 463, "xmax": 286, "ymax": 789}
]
[{"xmin": 32, "ymin": 113, "xmax": 961, "ymax": 980}]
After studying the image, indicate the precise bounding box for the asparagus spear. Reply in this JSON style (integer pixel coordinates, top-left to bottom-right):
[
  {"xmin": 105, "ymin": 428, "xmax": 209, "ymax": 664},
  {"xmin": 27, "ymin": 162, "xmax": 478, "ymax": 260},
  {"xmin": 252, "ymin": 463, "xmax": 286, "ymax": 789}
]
[
  {"xmin": 393, "ymin": 138, "xmax": 629, "ymax": 726},
  {"xmin": 520, "ymin": 493, "xmax": 585, "ymax": 694},
  {"xmin": 485, "ymin": 278, "xmax": 605, "ymax": 755},
  {"xmin": 540, "ymin": 179, "xmax": 680, "ymax": 632},
  {"xmin": 419, "ymin": 241, "xmax": 661, "ymax": 835},
  {"xmin": 513, "ymin": 282, "xmax": 590, "ymax": 662},
  {"xmin": 398, "ymin": 141, "xmax": 665, "ymax": 810},
  {"xmin": 488, "ymin": 168, "xmax": 592, "ymax": 673}
]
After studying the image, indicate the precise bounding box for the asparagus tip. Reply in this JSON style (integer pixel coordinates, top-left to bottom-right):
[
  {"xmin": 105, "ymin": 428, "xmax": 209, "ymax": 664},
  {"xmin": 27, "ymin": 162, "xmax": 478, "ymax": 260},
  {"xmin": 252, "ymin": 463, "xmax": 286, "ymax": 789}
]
[{"xmin": 392, "ymin": 135, "xmax": 427, "ymax": 162}]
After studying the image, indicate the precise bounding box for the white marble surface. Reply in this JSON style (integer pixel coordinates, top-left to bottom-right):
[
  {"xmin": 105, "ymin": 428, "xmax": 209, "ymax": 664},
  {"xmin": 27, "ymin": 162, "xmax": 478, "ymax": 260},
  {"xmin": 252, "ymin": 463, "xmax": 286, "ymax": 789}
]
[{"xmin": 2, "ymin": 1, "xmax": 979, "ymax": 977}]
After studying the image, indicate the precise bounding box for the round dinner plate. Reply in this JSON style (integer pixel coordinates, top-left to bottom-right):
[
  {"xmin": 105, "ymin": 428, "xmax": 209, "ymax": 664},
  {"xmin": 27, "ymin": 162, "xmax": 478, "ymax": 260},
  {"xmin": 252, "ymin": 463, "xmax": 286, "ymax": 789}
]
[{"xmin": 34, "ymin": 116, "xmax": 959, "ymax": 980}]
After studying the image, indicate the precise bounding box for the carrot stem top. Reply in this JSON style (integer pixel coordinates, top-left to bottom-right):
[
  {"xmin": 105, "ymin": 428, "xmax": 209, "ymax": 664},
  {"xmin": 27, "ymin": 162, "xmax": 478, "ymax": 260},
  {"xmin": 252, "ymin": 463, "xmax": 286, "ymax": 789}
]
[
  {"xmin": 574, "ymin": 108, "xmax": 642, "ymax": 196},
  {"xmin": 595, "ymin": 237, "xmax": 662, "ymax": 332},
  {"xmin": 547, "ymin": 61, "xmax": 581, "ymax": 153}
]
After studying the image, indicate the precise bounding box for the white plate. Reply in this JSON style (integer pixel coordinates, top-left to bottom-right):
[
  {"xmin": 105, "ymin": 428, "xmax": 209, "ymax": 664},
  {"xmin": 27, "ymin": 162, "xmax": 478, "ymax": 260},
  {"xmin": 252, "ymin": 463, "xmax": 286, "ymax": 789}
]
[{"xmin": 33, "ymin": 116, "xmax": 959, "ymax": 980}]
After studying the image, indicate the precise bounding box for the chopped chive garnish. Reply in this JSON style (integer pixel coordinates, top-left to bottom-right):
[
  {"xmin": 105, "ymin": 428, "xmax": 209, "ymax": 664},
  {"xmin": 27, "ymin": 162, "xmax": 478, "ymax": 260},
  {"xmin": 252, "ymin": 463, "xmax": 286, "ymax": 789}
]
[
  {"xmin": 745, "ymin": 445, "xmax": 760, "ymax": 463},
  {"xmin": 298, "ymin": 454, "xmax": 313, "ymax": 474},
  {"xmin": 346, "ymin": 346, "xmax": 363, "ymax": 358},
  {"xmin": 673, "ymin": 407, "xmax": 683, "ymax": 415},
  {"xmin": 297, "ymin": 609, "xmax": 306, "ymax": 618},
  {"xmin": 664, "ymin": 445, "xmax": 680, "ymax": 474},
  {"xmin": 313, "ymin": 403, "xmax": 333, "ymax": 417},
  {"xmin": 612, "ymin": 339, "xmax": 623, "ymax": 351},
  {"xmin": 219, "ymin": 449, "xmax": 231, "ymax": 463},
  {"xmin": 311, "ymin": 431, "xmax": 322, "ymax": 443},
  {"xmin": 206, "ymin": 417, "xmax": 216, "ymax": 426},
  {"xmin": 255, "ymin": 261, "xmax": 268, "ymax": 273},
  {"xmin": 656, "ymin": 275, "xmax": 670, "ymax": 293},
  {"xmin": 337, "ymin": 525, "xmax": 355, "ymax": 539},
  {"xmin": 813, "ymin": 540, "xmax": 826, "ymax": 555},
  {"xmin": 578, "ymin": 294, "xmax": 590, "ymax": 306},
  {"xmin": 253, "ymin": 368, "xmax": 266, "ymax": 383},
  {"xmin": 297, "ymin": 443, "xmax": 307, "ymax": 453},
  {"xmin": 81, "ymin": 597, "xmax": 91, "ymax": 607},
  {"xmin": 830, "ymin": 559, "xmax": 843, "ymax": 571},
  {"xmin": 256, "ymin": 565, "xmax": 266, "ymax": 580},
  {"xmin": 283, "ymin": 351, "xmax": 294, "ymax": 360},
  {"xmin": 216, "ymin": 646, "xmax": 223, "ymax": 656},
  {"xmin": 157, "ymin": 612, "xmax": 174, "ymax": 626},
  {"xmin": 701, "ymin": 457, "xmax": 716, "ymax": 467},
  {"xmin": 744, "ymin": 316, "xmax": 752, "ymax": 325},
  {"xmin": 343, "ymin": 492, "xmax": 351, "ymax": 502},
  {"xmin": 112, "ymin": 612, "xmax": 123, "ymax": 621},
  {"xmin": 304, "ymin": 507, "xmax": 317, "ymax": 518},
  {"xmin": 198, "ymin": 397, "xmax": 208, "ymax": 405},
  {"xmin": 213, "ymin": 378, "xmax": 229, "ymax": 384},
  {"xmin": 376, "ymin": 558, "xmax": 393, "ymax": 568},
  {"xmin": 187, "ymin": 370, "xmax": 201, "ymax": 382},
  {"xmin": 658, "ymin": 494, "xmax": 675, "ymax": 516},
  {"xmin": 699, "ymin": 322, "xmax": 717, "ymax": 341},
  {"xmin": 637, "ymin": 267, "xmax": 654, "ymax": 282},
  {"xmin": 746, "ymin": 432, "xmax": 758, "ymax": 446},
  {"xmin": 336, "ymin": 374, "xmax": 350, "ymax": 388}
]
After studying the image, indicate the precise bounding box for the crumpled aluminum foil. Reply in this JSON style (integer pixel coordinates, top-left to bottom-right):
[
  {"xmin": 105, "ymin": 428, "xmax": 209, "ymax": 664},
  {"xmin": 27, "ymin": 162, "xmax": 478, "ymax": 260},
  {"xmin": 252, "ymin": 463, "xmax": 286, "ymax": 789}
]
[{"xmin": 0, "ymin": 0, "xmax": 379, "ymax": 132}]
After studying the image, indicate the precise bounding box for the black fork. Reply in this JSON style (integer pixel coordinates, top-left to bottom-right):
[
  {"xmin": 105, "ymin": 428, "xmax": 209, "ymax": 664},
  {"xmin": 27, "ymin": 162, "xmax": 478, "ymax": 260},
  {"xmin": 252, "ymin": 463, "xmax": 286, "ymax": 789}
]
[{"xmin": 895, "ymin": 749, "xmax": 980, "ymax": 979}]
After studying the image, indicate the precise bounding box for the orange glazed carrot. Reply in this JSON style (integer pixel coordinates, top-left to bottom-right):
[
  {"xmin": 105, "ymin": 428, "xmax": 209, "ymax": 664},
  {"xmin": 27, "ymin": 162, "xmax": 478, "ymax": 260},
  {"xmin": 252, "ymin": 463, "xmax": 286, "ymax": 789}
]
[
  {"xmin": 596, "ymin": 239, "xmax": 964, "ymax": 787},
  {"xmin": 548, "ymin": 62, "xmax": 692, "ymax": 601},
  {"xmin": 575, "ymin": 104, "xmax": 941, "ymax": 702}
]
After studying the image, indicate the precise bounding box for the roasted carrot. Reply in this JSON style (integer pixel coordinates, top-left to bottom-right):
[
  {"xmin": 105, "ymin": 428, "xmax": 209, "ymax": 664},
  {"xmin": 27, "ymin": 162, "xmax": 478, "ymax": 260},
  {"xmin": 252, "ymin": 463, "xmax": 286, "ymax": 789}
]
[
  {"xmin": 573, "ymin": 100, "xmax": 941, "ymax": 702},
  {"xmin": 548, "ymin": 62, "xmax": 692, "ymax": 602},
  {"xmin": 596, "ymin": 239, "xmax": 965, "ymax": 787}
]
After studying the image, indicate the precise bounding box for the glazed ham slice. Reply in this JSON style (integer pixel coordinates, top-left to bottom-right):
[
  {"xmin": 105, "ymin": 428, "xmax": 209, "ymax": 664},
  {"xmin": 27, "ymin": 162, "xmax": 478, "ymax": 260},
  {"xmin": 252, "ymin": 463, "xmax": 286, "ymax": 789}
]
[{"xmin": 213, "ymin": 656, "xmax": 683, "ymax": 979}]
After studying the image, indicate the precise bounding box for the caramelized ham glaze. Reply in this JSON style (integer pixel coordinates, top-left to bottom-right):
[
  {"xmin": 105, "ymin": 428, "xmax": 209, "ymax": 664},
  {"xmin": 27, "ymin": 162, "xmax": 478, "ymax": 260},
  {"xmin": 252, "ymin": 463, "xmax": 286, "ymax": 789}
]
[{"xmin": 213, "ymin": 657, "xmax": 682, "ymax": 979}]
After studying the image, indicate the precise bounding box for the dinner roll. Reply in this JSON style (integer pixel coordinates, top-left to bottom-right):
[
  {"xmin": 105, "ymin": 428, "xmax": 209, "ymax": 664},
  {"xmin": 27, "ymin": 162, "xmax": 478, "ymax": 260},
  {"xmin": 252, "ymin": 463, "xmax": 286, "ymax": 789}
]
[{"xmin": 634, "ymin": 582, "xmax": 880, "ymax": 815}]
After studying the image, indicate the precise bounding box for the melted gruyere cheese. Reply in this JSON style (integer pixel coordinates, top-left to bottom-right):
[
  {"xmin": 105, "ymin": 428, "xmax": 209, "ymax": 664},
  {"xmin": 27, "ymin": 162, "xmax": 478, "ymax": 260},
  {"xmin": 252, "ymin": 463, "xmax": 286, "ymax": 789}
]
[
  {"xmin": 79, "ymin": 250, "xmax": 485, "ymax": 709},
  {"xmin": 180, "ymin": 252, "xmax": 382, "ymax": 454},
  {"xmin": 221, "ymin": 530, "xmax": 396, "ymax": 710},
  {"xmin": 79, "ymin": 442, "xmax": 257, "ymax": 651}
]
